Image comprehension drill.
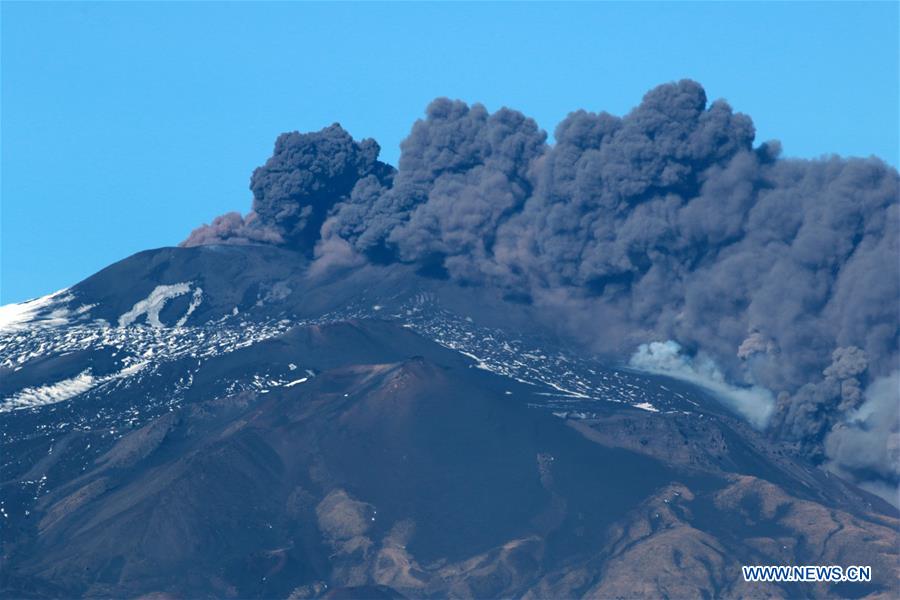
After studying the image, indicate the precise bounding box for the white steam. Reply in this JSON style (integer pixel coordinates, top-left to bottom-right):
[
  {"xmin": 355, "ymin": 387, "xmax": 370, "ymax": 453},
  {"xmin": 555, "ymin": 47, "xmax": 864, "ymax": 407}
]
[
  {"xmin": 824, "ymin": 371, "xmax": 900, "ymax": 508},
  {"xmin": 629, "ymin": 340, "xmax": 775, "ymax": 429}
]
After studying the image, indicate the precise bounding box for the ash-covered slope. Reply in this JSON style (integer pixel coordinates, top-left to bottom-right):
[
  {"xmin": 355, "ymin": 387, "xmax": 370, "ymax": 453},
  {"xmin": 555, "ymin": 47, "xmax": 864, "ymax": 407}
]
[{"xmin": 1, "ymin": 246, "xmax": 898, "ymax": 599}]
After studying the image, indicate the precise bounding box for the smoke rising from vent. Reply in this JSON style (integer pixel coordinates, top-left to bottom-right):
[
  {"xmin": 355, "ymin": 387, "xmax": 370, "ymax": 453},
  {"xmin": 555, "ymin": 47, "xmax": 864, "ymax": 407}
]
[
  {"xmin": 182, "ymin": 80, "xmax": 899, "ymax": 496},
  {"xmin": 629, "ymin": 340, "xmax": 775, "ymax": 429},
  {"xmin": 183, "ymin": 124, "xmax": 394, "ymax": 251},
  {"xmin": 824, "ymin": 371, "xmax": 900, "ymax": 506}
]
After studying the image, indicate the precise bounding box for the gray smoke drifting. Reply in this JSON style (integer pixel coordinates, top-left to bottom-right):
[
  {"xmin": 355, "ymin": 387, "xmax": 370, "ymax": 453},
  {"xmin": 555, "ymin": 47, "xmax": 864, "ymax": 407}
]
[{"xmin": 184, "ymin": 80, "xmax": 899, "ymax": 496}]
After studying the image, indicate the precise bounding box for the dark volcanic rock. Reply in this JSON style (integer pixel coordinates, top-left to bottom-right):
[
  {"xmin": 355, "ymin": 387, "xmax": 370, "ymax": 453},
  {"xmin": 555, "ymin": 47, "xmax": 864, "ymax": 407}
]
[
  {"xmin": 2, "ymin": 319, "xmax": 897, "ymax": 598},
  {"xmin": 1, "ymin": 246, "xmax": 898, "ymax": 599}
]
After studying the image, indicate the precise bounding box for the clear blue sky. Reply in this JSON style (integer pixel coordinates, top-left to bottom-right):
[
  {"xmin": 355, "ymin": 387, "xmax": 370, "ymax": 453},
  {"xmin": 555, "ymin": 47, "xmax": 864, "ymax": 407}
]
[{"xmin": 2, "ymin": 1, "xmax": 898, "ymax": 305}]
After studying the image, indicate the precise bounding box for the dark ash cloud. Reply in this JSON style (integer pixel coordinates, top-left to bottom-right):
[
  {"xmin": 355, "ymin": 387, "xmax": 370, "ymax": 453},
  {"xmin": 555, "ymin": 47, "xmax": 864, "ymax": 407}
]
[
  {"xmin": 182, "ymin": 123, "xmax": 394, "ymax": 253},
  {"xmin": 324, "ymin": 98, "xmax": 547, "ymax": 277},
  {"xmin": 183, "ymin": 80, "xmax": 899, "ymax": 496}
]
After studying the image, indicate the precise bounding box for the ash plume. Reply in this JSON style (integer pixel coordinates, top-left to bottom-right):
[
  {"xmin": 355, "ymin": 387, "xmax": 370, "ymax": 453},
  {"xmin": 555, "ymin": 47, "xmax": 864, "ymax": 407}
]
[
  {"xmin": 326, "ymin": 98, "xmax": 547, "ymax": 274},
  {"xmin": 183, "ymin": 80, "xmax": 900, "ymax": 497},
  {"xmin": 183, "ymin": 123, "xmax": 394, "ymax": 252}
]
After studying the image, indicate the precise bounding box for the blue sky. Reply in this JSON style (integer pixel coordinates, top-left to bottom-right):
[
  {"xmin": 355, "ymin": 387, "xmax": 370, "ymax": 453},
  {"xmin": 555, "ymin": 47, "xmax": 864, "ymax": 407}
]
[{"xmin": 2, "ymin": 1, "xmax": 898, "ymax": 304}]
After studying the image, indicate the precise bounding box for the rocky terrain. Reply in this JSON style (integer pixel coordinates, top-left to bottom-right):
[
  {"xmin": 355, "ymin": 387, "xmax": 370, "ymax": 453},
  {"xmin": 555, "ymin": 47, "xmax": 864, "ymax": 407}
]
[{"xmin": 1, "ymin": 245, "xmax": 897, "ymax": 598}]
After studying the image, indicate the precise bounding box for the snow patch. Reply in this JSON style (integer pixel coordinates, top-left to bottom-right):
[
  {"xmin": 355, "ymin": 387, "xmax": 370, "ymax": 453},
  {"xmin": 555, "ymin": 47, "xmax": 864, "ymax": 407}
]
[
  {"xmin": 118, "ymin": 283, "xmax": 192, "ymax": 328},
  {"xmin": 1, "ymin": 371, "xmax": 96, "ymax": 411},
  {"xmin": 539, "ymin": 379, "xmax": 591, "ymax": 399},
  {"xmin": 0, "ymin": 289, "xmax": 73, "ymax": 331},
  {"xmin": 0, "ymin": 361, "xmax": 150, "ymax": 412},
  {"xmin": 175, "ymin": 287, "xmax": 203, "ymax": 327}
]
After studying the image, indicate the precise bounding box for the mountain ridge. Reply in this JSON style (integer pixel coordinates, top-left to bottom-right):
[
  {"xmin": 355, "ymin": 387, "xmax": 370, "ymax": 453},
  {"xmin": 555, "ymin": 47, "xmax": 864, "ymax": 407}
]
[{"xmin": 2, "ymin": 271, "xmax": 897, "ymax": 597}]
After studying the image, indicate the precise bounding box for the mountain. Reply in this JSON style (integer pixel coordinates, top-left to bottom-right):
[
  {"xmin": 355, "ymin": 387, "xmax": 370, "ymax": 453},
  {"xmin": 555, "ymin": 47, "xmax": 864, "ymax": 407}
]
[{"xmin": 1, "ymin": 244, "xmax": 898, "ymax": 599}]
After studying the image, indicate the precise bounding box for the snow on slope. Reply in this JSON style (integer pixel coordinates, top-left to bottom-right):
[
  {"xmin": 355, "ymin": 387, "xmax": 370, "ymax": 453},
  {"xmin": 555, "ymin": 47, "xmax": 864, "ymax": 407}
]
[
  {"xmin": 1, "ymin": 287, "xmax": 692, "ymax": 419},
  {"xmin": 0, "ymin": 289, "xmax": 75, "ymax": 332},
  {"xmin": 0, "ymin": 281, "xmax": 292, "ymax": 412},
  {"xmin": 118, "ymin": 283, "xmax": 198, "ymax": 327},
  {"xmin": 1, "ymin": 361, "xmax": 152, "ymax": 413}
]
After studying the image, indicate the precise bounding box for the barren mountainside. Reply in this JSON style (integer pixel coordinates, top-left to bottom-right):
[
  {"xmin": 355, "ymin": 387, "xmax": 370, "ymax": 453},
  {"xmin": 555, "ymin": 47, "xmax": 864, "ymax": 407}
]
[{"xmin": 1, "ymin": 246, "xmax": 897, "ymax": 598}]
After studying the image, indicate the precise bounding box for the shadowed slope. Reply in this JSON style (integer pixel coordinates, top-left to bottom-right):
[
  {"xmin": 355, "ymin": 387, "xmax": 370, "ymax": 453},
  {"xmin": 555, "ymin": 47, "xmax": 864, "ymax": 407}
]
[{"xmin": 2, "ymin": 321, "xmax": 896, "ymax": 598}]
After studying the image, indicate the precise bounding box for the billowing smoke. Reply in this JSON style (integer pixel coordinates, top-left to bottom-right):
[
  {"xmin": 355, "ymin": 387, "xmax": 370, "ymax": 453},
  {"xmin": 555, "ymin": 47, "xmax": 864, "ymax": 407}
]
[
  {"xmin": 183, "ymin": 123, "xmax": 394, "ymax": 251},
  {"xmin": 183, "ymin": 80, "xmax": 899, "ymax": 497},
  {"xmin": 324, "ymin": 98, "xmax": 547, "ymax": 274}
]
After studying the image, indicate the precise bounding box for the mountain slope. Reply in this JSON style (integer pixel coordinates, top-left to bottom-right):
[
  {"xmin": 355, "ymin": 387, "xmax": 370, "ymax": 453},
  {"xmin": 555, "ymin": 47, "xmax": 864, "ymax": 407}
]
[{"xmin": 1, "ymin": 248, "xmax": 898, "ymax": 599}]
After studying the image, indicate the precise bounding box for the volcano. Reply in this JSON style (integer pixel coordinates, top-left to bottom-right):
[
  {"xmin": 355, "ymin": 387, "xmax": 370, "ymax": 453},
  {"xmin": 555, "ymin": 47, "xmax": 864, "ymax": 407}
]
[{"xmin": 1, "ymin": 244, "xmax": 897, "ymax": 599}]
